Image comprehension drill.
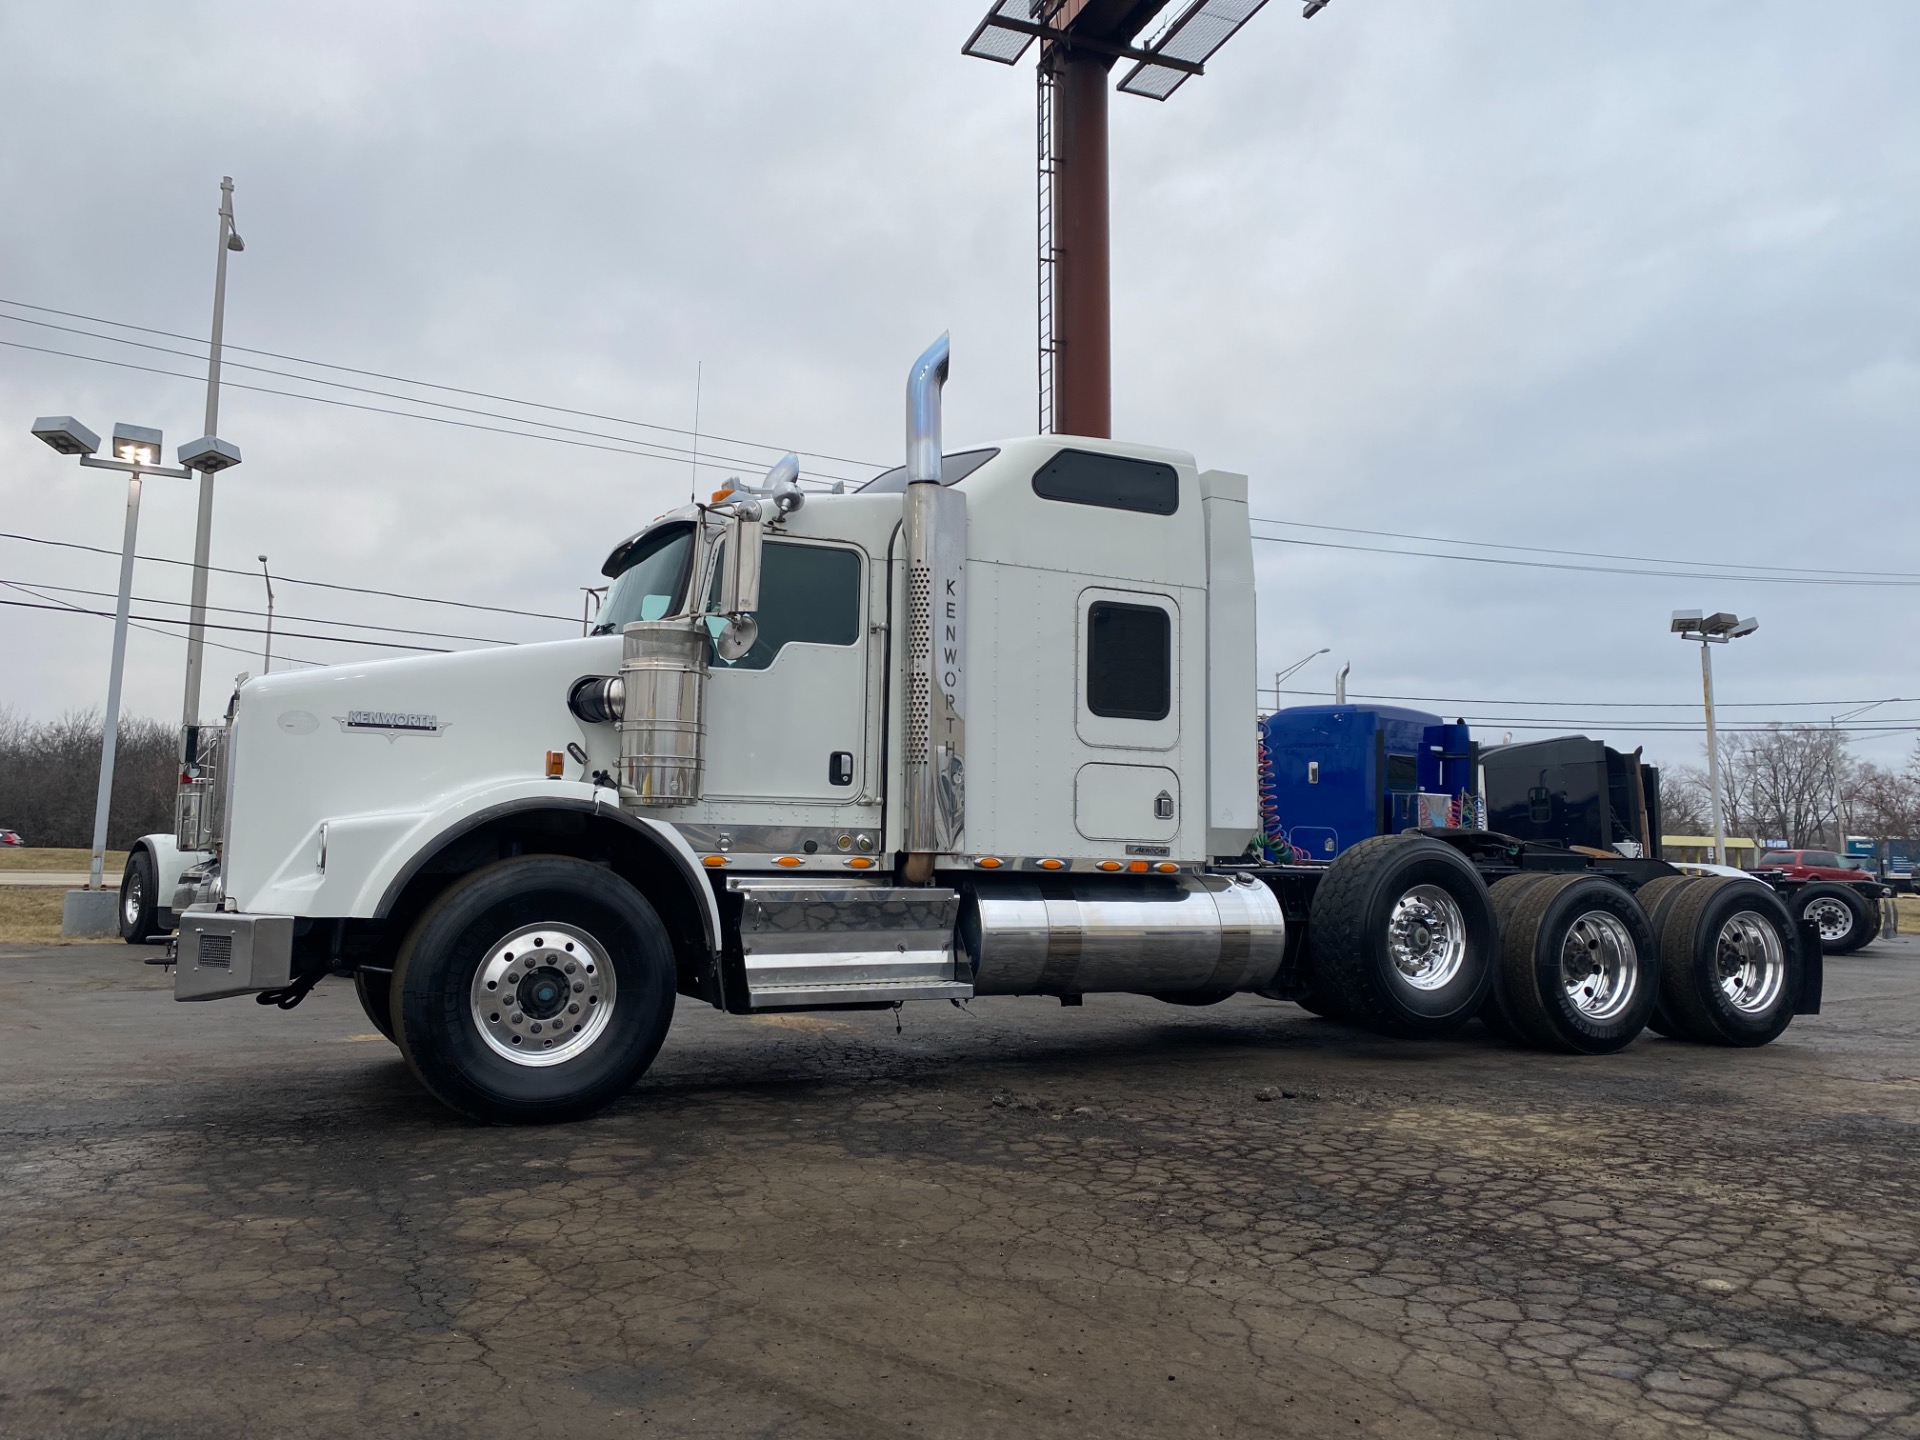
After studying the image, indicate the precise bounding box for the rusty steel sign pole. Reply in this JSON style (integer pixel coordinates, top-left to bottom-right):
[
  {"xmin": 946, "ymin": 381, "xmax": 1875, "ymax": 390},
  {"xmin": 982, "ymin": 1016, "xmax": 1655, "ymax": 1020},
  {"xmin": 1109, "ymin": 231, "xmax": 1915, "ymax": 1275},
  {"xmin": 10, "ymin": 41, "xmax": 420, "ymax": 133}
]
[{"xmin": 966, "ymin": 0, "xmax": 1314, "ymax": 439}]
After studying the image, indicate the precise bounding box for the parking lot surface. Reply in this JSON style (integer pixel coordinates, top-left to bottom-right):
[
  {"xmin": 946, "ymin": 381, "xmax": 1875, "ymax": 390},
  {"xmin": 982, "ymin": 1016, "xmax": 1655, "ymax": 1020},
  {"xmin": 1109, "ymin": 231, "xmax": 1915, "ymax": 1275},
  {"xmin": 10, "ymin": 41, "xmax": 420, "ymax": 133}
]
[{"xmin": 2, "ymin": 938, "xmax": 1917, "ymax": 1439}]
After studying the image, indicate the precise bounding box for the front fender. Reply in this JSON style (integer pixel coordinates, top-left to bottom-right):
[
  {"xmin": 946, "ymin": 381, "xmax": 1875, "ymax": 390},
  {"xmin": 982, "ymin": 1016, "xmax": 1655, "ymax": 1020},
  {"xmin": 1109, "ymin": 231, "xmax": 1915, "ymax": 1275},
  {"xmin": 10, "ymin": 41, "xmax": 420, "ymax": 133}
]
[
  {"xmin": 131, "ymin": 833, "xmax": 211, "ymax": 917},
  {"xmin": 240, "ymin": 779, "xmax": 721, "ymax": 953}
]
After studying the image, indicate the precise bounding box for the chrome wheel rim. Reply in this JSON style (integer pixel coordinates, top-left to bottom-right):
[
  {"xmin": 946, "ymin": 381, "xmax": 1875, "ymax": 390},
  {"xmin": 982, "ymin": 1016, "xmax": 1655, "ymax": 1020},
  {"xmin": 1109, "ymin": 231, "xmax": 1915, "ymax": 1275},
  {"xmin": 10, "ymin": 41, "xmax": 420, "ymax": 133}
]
[
  {"xmin": 1803, "ymin": 896, "xmax": 1853, "ymax": 942},
  {"xmin": 1386, "ymin": 884, "xmax": 1468, "ymax": 990},
  {"xmin": 1716, "ymin": 912, "xmax": 1786, "ymax": 1015},
  {"xmin": 1559, "ymin": 910, "xmax": 1638, "ymax": 1022},
  {"xmin": 469, "ymin": 923, "xmax": 617, "ymax": 1067},
  {"xmin": 121, "ymin": 872, "xmax": 143, "ymax": 928}
]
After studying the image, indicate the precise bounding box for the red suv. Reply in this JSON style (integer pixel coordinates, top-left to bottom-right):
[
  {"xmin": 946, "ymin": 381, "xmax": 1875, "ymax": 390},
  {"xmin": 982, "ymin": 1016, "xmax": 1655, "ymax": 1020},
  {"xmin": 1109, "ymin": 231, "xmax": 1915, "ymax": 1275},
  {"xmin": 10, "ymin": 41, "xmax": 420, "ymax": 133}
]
[
  {"xmin": 1753, "ymin": 850, "xmax": 1890, "ymax": 955},
  {"xmin": 1755, "ymin": 850, "xmax": 1871, "ymax": 882}
]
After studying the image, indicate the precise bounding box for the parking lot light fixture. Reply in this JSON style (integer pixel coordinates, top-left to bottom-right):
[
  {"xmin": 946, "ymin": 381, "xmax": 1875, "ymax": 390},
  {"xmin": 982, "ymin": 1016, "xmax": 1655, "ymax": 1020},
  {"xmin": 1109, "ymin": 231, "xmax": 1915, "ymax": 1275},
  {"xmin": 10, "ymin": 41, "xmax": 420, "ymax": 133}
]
[
  {"xmin": 1670, "ymin": 609, "xmax": 1760, "ymax": 866},
  {"xmin": 32, "ymin": 418, "xmax": 195, "ymax": 904}
]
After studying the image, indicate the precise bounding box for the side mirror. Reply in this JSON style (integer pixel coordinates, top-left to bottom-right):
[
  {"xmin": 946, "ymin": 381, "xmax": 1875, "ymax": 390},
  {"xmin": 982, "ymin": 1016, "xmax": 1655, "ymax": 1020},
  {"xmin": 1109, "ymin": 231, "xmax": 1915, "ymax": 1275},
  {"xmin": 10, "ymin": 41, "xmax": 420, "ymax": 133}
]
[{"xmin": 715, "ymin": 509, "xmax": 763, "ymax": 661}]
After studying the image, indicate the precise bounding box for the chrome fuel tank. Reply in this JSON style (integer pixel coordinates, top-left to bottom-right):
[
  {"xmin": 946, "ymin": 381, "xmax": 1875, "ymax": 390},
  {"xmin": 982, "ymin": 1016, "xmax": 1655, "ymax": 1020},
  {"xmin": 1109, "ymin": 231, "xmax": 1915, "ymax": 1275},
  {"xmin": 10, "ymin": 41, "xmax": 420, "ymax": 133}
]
[{"xmin": 959, "ymin": 872, "xmax": 1285, "ymax": 997}]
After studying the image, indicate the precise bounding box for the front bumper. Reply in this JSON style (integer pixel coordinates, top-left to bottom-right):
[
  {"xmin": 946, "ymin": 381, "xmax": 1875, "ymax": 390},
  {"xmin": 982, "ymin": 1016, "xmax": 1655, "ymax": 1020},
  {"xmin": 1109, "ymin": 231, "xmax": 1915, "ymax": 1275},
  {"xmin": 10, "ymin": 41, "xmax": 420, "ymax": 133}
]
[{"xmin": 174, "ymin": 911, "xmax": 295, "ymax": 1001}]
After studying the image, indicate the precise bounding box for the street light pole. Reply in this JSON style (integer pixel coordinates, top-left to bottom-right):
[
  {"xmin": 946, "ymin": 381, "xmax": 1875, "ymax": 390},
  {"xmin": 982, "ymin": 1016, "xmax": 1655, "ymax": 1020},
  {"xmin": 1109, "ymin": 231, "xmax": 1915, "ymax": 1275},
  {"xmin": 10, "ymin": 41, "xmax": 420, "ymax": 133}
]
[
  {"xmin": 1699, "ymin": 637, "xmax": 1726, "ymax": 868},
  {"xmin": 181, "ymin": 176, "xmax": 244, "ymax": 735},
  {"xmin": 1273, "ymin": 646, "xmax": 1330, "ymax": 700},
  {"xmin": 88, "ymin": 466, "xmax": 146, "ymax": 892},
  {"xmin": 1671, "ymin": 610, "xmax": 1759, "ymax": 868},
  {"xmin": 258, "ymin": 555, "xmax": 275, "ymax": 673}
]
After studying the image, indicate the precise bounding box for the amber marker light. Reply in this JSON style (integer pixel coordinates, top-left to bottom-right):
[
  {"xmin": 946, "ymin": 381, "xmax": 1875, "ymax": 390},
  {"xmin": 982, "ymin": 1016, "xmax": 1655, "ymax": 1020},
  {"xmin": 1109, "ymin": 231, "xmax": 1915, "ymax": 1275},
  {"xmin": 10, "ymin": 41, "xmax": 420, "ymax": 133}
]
[
  {"xmin": 1097, "ymin": 860, "xmax": 1122, "ymax": 872},
  {"xmin": 775, "ymin": 856, "xmax": 802, "ymax": 867},
  {"xmin": 1038, "ymin": 858, "xmax": 1064, "ymax": 871},
  {"xmin": 545, "ymin": 751, "xmax": 565, "ymax": 778},
  {"xmin": 975, "ymin": 857, "xmax": 1003, "ymax": 869},
  {"xmin": 1128, "ymin": 860, "xmax": 1150, "ymax": 873},
  {"xmin": 701, "ymin": 855, "xmax": 728, "ymax": 868},
  {"xmin": 843, "ymin": 857, "xmax": 875, "ymax": 869},
  {"xmin": 1155, "ymin": 862, "xmax": 1178, "ymax": 873}
]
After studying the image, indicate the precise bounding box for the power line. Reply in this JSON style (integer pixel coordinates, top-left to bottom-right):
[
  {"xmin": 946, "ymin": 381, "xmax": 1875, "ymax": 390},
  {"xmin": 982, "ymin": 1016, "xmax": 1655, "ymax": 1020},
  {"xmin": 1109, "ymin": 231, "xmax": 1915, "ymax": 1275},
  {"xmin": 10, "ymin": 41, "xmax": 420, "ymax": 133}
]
[
  {"xmin": 1248, "ymin": 530, "xmax": 1920, "ymax": 589},
  {"xmin": 0, "ymin": 336, "xmax": 865, "ymax": 485},
  {"xmin": 0, "ymin": 580, "xmax": 324, "ymax": 669},
  {"xmin": 0, "ymin": 596, "xmax": 446, "ymax": 652},
  {"xmin": 0, "ymin": 317, "xmax": 863, "ymax": 484},
  {"xmin": 0, "ymin": 531, "xmax": 575, "ymax": 624},
  {"xmin": 2, "ymin": 576, "xmax": 519, "ymax": 647},
  {"xmin": 1256, "ymin": 686, "xmax": 1906, "ymax": 710},
  {"xmin": 0, "ymin": 298, "xmax": 886, "ymax": 476},
  {"xmin": 1250, "ymin": 516, "xmax": 1920, "ymax": 582}
]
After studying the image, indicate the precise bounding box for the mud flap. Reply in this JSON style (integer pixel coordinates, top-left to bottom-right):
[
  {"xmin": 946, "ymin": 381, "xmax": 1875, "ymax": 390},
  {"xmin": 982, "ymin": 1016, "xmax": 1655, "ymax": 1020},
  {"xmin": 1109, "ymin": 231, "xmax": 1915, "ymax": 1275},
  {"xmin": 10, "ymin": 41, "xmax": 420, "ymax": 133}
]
[{"xmin": 1794, "ymin": 916, "xmax": 1823, "ymax": 1015}]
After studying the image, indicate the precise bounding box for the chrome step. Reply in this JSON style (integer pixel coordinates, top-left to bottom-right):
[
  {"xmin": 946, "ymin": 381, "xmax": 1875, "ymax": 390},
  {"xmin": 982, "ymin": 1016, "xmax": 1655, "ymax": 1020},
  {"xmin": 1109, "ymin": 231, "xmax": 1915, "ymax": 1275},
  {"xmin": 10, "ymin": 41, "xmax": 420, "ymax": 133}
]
[{"xmin": 729, "ymin": 879, "xmax": 970, "ymax": 1010}]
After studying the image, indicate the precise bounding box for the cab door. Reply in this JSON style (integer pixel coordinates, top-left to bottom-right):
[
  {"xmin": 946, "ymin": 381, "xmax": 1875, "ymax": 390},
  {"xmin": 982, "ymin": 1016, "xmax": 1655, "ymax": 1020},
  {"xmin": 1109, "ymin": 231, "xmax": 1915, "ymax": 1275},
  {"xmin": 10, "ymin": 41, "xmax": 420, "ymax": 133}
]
[{"xmin": 700, "ymin": 539, "xmax": 871, "ymax": 806}]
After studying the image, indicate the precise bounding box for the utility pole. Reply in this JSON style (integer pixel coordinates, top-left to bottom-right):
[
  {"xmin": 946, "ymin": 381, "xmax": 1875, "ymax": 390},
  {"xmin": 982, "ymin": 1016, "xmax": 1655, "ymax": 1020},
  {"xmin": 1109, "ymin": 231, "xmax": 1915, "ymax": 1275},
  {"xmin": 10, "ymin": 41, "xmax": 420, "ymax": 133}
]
[{"xmin": 181, "ymin": 177, "xmax": 245, "ymax": 735}]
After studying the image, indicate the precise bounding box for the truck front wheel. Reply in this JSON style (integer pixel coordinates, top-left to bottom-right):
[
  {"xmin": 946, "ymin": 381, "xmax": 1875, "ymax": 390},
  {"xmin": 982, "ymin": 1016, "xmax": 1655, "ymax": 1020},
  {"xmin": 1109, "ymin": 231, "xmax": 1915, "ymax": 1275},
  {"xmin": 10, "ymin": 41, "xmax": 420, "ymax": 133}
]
[
  {"xmin": 1308, "ymin": 834, "xmax": 1495, "ymax": 1037},
  {"xmin": 393, "ymin": 856, "xmax": 677, "ymax": 1124}
]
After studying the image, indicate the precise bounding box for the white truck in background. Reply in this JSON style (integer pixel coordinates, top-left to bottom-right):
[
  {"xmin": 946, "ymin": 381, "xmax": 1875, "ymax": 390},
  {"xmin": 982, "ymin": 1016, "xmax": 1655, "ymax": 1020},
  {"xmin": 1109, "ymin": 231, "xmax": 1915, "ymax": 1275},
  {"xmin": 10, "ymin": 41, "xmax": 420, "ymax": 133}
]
[{"xmin": 136, "ymin": 337, "xmax": 1821, "ymax": 1123}]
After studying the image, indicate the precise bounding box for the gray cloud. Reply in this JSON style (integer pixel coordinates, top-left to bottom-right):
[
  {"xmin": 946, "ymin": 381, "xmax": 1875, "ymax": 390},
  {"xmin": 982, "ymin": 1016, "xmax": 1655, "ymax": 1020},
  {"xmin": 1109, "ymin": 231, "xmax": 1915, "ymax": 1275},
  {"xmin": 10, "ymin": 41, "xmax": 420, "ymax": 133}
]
[{"xmin": 2, "ymin": 0, "xmax": 1915, "ymax": 773}]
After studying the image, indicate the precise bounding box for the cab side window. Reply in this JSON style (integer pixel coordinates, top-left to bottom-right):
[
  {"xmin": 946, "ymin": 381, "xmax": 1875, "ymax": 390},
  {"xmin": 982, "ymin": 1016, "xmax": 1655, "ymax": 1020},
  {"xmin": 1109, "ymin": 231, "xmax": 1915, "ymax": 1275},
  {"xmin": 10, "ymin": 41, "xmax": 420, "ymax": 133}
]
[
  {"xmin": 707, "ymin": 541, "xmax": 861, "ymax": 671},
  {"xmin": 1086, "ymin": 601, "xmax": 1171, "ymax": 720}
]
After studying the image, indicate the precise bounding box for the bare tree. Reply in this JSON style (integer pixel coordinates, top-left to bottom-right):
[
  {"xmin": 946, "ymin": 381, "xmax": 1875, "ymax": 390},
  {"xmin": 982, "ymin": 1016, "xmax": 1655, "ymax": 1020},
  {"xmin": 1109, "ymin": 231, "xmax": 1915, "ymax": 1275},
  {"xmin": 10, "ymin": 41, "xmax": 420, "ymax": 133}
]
[{"xmin": 0, "ymin": 708, "xmax": 180, "ymax": 848}]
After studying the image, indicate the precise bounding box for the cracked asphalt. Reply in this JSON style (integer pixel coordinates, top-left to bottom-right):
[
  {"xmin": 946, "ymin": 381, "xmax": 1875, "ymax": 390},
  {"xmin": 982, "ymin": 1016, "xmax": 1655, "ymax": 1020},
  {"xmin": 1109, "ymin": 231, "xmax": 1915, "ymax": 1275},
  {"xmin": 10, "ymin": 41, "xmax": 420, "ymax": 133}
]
[{"xmin": 2, "ymin": 936, "xmax": 1918, "ymax": 1439}]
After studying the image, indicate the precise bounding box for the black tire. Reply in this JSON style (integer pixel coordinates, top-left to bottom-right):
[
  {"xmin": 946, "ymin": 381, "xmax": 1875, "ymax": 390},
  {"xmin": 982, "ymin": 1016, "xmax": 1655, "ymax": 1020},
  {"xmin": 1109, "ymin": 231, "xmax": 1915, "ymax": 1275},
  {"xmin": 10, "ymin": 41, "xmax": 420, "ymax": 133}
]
[
  {"xmin": 353, "ymin": 970, "xmax": 397, "ymax": 1043},
  {"xmin": 1656, "ymin": 878, "xmax": 1801, "ymax": 1047},
  {"xmin": 393, "ymin": 856, "xmax": 677, "ymax": 1124},
  {"xmin": 1152, "ymin": 991, "xmax": 1232, "ymax": 1006},
  {"xmin": 1496, "ymin": 874, "xmax": 1660, "ymax": 1054},
  {"xmin": 1791, "ymin": 882, "xmax": 1874, "ymax": 956},
  {"xmin": 1632, "ymin": 875, "xmax": 1704, "ymax": 1038},
  {"xmin": 1481, "ymin": 872, "xmax": 1562, "ymax": 1040},
  {"xmin": 119, "ymin": 850, "xmax": 161, "ymax": 944},
  {"xmin": 1308, "ymin": 834, "xmax": 1495, "ymax": 1038}
]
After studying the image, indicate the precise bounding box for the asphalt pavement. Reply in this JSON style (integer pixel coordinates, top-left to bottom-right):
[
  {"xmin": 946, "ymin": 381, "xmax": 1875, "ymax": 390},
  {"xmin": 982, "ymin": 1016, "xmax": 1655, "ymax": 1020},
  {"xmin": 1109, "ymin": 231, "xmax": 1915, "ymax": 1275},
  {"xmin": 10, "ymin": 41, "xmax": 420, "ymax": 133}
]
[{"xmin": 2, "ymin": 936, "xmax": 1917, "ymax": 1439}]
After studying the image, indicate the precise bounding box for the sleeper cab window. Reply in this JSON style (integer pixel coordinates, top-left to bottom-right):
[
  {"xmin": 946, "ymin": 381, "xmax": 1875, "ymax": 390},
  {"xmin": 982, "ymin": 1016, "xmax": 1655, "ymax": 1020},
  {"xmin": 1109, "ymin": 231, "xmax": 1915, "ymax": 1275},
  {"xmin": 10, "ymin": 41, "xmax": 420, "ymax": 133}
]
[
  {"xmin": 1032, "ymin": 449, "xmax": 1180, "ymax": 515},
  {"xmin": 706, "ymin": 540, "xmax": 861, "ymax": 671},
  {"xmin": 1086, "ymin": 601, "xmax": 1171, "ymax": 721}
]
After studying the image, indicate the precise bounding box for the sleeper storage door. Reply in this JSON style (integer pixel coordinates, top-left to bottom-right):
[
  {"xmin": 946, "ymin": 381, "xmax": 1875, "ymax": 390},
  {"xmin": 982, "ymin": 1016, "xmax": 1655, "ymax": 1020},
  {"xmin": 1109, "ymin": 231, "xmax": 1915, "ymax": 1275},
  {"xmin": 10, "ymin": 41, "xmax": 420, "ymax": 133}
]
[{"xmin": 701, "ymin": 540, "xmax": 872, "ymax": 806}]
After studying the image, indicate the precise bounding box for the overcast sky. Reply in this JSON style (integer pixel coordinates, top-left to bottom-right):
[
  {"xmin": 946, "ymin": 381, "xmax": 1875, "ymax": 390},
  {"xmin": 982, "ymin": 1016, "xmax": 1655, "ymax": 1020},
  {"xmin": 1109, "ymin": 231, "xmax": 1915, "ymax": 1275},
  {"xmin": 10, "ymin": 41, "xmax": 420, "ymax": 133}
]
[{"xmin": 2, "ymin": 0, "xmax": 1916, "ymax": 777}]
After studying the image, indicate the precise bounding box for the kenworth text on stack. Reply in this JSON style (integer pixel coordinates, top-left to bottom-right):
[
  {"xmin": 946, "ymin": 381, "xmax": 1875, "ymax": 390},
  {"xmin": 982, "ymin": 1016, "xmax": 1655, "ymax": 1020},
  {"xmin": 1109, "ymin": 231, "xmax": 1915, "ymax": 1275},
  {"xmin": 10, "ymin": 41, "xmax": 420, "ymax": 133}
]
[{"xmin": 127, "ymin": 337, "xmax": 1821, "ymax": 1123}]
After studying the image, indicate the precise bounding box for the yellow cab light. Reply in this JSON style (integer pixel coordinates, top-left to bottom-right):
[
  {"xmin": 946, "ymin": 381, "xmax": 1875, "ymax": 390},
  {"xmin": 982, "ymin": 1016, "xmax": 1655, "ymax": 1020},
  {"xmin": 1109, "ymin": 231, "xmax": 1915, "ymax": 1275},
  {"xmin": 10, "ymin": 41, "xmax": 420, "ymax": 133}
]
[
  {"xmin": 975, "ymin": 857, "xmax": 1003, "ymax": 869},
  {"xmin": 1097, "ymin": 860, "xmax": 1122, "ymax": 872},
  {"xmin": 711, "ymin": 486, "xmax": 737, "ymax": 503},
  {"xmin": 1038, "ymin": 858, "xmax": 1064, "ymax": 871},
  {"xmin": 701, "ymin": 855, "xmax": 728, "ymax": 868},
  {"xmin": 775, "ymin": 856, "xmax": 803, "ymax": 867}
]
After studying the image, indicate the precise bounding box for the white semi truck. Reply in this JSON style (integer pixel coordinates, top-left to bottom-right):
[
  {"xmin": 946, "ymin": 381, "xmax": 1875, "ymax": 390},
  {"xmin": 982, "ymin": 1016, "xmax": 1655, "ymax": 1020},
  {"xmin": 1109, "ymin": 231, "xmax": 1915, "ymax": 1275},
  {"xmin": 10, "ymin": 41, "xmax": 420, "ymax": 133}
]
[{"xmin": 133, "ymin": 337, "xmax": 1821, "ymax": 1123}]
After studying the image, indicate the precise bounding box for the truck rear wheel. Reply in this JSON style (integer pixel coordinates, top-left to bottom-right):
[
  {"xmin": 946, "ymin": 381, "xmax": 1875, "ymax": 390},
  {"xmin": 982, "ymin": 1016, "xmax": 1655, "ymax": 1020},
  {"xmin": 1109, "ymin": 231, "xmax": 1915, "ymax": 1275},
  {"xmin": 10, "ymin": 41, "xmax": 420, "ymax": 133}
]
[
  {"xmin": 1496, "ymin": 874, "xmax": 1659, "ymax": 1054},
  {"xmin": 1308, "ymin": 834, "xmax": 1495, "ymax": 1037},
  {"xmin": 1629, "ymin": 875, "xmax": 1700, "ymax": 1038},
  {"xmin": 1480, "ymin": 872, "xmax": 1561, "ymax": 1040},
  {"xmin": 393, "ymin": 856, "xmax": 677, "ymax": 1124},
  {"xmin": 353, "ymin": 970, "xmax": 396, "ymax": 1043},
  {"xmin": 1791, "ymin": 882, "xmax": 1874, "ymax": 955},
  {"xmin": 1656, "ymin": 878, "xmax": 1801, "ymax": 1047}
]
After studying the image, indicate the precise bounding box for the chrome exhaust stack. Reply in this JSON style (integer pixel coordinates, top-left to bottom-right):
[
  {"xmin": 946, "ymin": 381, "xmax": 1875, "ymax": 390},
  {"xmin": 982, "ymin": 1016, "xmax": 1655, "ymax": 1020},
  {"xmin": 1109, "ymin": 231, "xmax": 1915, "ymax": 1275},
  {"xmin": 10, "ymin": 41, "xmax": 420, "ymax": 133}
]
[{"xmin": 901, "ymin": 333, "xmax": 965, "ymax": 875}]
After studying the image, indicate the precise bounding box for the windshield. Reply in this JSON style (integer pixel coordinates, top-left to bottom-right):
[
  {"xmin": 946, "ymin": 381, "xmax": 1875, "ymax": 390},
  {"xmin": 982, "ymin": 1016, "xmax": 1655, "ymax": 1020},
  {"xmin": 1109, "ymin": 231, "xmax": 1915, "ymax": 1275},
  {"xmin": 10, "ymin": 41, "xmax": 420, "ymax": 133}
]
[{"xmin": 593, "ymin": 523, "xmax": 694, "ymax": 634}]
